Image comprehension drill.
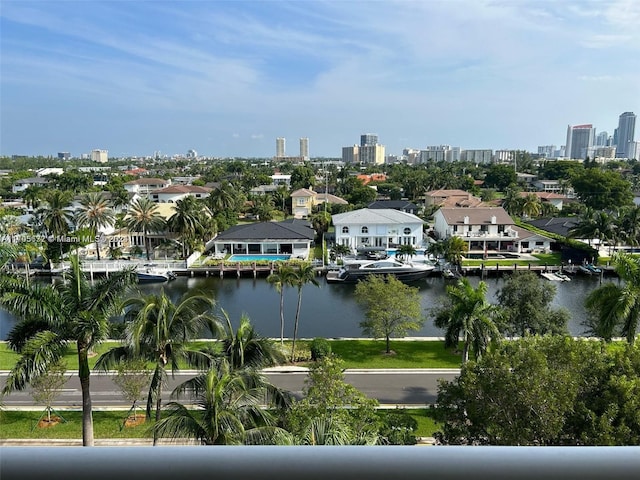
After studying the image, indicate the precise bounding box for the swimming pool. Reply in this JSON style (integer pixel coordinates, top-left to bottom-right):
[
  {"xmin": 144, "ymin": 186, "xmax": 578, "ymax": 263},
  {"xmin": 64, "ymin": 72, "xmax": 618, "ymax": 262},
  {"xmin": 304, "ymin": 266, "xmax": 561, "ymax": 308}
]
[{"xmin": 227, "ymin": 254, "xmax": 291, "ymax": 262}]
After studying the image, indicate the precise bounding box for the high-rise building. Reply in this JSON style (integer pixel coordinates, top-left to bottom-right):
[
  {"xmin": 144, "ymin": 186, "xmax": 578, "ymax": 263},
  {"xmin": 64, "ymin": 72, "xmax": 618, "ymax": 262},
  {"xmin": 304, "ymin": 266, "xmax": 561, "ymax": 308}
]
[
  {"xmin": 360, "ymin": 134, "xmax": 378, "ymax": 147},
  {"xmin": 276, "ymin": 137, "xmax": 285, "ymax": 158},
  {"xmin": 342, "ymin": 145, "xmax": 359, "ymax": 163},
  {"xmin": 299, "ymin": 137, "xmax": 309, "ymax": 160},
  {"xmin": 57, "ymin": 152, "xmax": 71, "ymax": 160},
  {"xmin": 565, "ymin": 124, "xmax": 595, "ymax": 159},
  {"xmin": 461, "ymin": 149, "xmax": 493, "ymax": 164},
  {"xmin": 91, "ymin": 149, "xmax": 108, "ymax": 163},
  {"xmin": 359, "ymin": 144, "xmax": 385, "ymax": 165},
  {"xmin": 537, "ymin": 145, "xmax": 556, "ymax": 158},
  {"xmin": 595, "ymin": 131, "xmax": 609, "ymax": 146},
  {"xmin": 615, "ymin": 112, "xmax": 636, "ymax": 158}
]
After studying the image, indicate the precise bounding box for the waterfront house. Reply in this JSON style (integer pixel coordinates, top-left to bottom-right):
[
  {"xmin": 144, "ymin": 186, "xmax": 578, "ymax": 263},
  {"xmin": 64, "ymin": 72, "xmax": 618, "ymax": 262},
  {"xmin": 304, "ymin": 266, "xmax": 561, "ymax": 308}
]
[
  {"xmin": 124, "ymin": 178, "xmax": 171, "ymax": 196},
  {"xmin": 12, "ymin": 177, "xmax": 50, "ymax": 194},
  {"xmin": 331, "ymin": 208, "xmax": 425, "ymax": 252},
  {"xmin": 433, "ymin": 207, "xmax": 553, "ymax": 254},
  {"xmin": 210, "ymin": 220, "xmax": 315, "ymax": 259},
  {"xmin": 518, "ymin": 191, "xmax": 566, "ymax": 211}
]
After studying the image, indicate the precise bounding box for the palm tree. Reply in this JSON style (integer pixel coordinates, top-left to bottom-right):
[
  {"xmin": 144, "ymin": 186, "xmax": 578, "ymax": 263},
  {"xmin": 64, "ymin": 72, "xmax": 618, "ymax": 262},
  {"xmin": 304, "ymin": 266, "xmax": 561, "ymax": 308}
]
[
  {"xmin": 443, "ymin": 236, "xmax": 468, "ymax": 271},
  {"xmin": 125, "ymin": 197, "xmax": 165, "ymax": 261},
  {"xmin": 619, "ymin": 205, "xmax": 640, "ymax": 246},
  {"xmin": 585, "ymin": 252, "xmax": 640, "ymax": 344},
  {"xmin": 591, "ymin": 211, "xmax": 617, "ymax": 254},
  {"xmin": 167, "ymin": 196, "xmax": 209, "ymax": 258},
  {"xmin": 501, "ymin": 185, "xmax": 523, "ymax": 217},
  {"xmin": 266, "ymin": 264, "xmax": 296, "ymax": 346},
  {"xmin": 433, "ymin": 278, "xmax": 502, "ymax": 363},
  {"xmin": 96, "ymin": 290, "xmax": 218, "ymax": 445},
  {"xmin": 215, "ymin": 311, "xmax": 285, "ymax": 370},
  {"xmin": 21, "ymin": 185, "xmax": 44, "ymax": 210},
  {"xmin": 207, "ymin": 181, "xmax": 238, "ymax": 214},
  {"xmin": 396, "ymin": 244, "xmax": 417, "ymax": 262},
  {"xmin": 154, "ymin": 359, "xmax": 289, "ymax": 445},
  {"xmin": 76, "ymin": 192, "xmax": 115, "ymax": 261},
  {"xmin": 569, "ymin": 208, "xmax": 597, "ymax": 246},
  {"xmin": 521, "ymin": 194, "xmax": 542, "ymax": 219},
  {"xmin": 0, "ymin": 255, "xmax": 136, "ymax": 446},
  {"xmin": 38, "ymin": 190, "xmax": 73, "ymax": 260},
  {"xmin": 290, "ymin": 263, "xmax": 320, "ymax": 362}
]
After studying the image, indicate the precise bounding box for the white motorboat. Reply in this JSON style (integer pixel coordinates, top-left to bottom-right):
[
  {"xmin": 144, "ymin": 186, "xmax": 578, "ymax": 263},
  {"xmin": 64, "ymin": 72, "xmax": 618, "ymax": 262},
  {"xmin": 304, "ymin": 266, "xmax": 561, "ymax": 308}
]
[
  {"xmin": 137, "ymin": 265, "xmax": 177, "ymax": 283},
  {"xmin": 326, "ymin": 258, "xmax": 435, "ymax": 284}
]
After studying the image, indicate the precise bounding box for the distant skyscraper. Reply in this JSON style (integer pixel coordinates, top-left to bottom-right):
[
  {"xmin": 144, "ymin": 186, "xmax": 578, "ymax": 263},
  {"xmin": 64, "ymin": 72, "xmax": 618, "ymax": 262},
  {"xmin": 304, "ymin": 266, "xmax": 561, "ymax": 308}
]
[
  {"xmin": 91, "ymin": 149, "xmax": 108, "ymax": 163},
  {"xmin": 299, "ymin": 137, "xmax": 309, "ymax": 160},
  {"xmin": 615, "ymin": 112, "xmax": 636, "ymax": 158},
  {"xmin": 276, "ymin": 137, "xmax": 285, "ymax": 158},
  {"xmin": 595, "ymin": 131, "xmax": 609, "ymax": 147},
  {"xmin": 565, "ymin": 124, "xmax": 595, "ymax": 159},
  {"xmin": 360, "ymin": 134, "xmax": 378, "ymax": 147}
]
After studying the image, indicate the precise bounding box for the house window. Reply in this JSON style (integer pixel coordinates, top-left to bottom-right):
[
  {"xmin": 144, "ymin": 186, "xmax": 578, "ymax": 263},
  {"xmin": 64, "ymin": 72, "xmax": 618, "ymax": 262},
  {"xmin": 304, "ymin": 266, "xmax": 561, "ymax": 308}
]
[
  {"xmin": 361, "ymin": 226, "xmax": 368, "ymax": 234},
  {"xmin": 361, "ymin": 237, "xmax": 370, "ymax": 245},
  {"xmin": 297, "ymin": 198, "xmax": 306, "ymax": 205},
  {"xmin": 480, "ymin": 225, "xmax": 488, "ymax": 232},
  {"xmin": 535, "ymin": 241, "xmax": 544, "ymax": 246},
  {"xmin": 453, "ymin": 225, "xmax": 458, "ymax": 232},
  {"xmin": 342, "ymin": 226, "xmax": 349, "ymax": 234},
  {"xmin": 403, "ymin": 227, "xmax": 411, "ymax": 235}
]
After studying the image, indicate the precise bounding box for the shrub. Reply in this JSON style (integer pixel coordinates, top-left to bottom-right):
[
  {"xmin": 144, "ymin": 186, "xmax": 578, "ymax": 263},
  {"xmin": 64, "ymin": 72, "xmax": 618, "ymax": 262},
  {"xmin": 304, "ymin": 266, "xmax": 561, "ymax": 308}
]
[
  {"xmin": 379, "ymin": 409, "xmax": 418, "ymax": 445},
  {"xmin": 310, "ymin": 338, "xmax": 332, "ymax": 361}
]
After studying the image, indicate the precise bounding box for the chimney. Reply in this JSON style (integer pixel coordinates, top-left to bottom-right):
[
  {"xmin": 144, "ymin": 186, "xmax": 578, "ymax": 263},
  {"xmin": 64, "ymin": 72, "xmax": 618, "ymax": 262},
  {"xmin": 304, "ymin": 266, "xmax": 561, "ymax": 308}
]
[
  {"xmin": 491, "ymin": 216, "xmax": 496, "ymax": 224},
  {"xmin": 463, "ymin": 216, "xmax": 469, "ymax": 225}
]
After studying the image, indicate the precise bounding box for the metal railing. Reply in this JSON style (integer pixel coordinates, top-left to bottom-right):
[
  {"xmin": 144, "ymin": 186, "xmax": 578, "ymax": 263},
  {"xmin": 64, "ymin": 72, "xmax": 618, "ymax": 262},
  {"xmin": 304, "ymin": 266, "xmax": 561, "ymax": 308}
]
[{"xmin": 1, "ymin": 446, "xmax": 638, "ymax": 480}]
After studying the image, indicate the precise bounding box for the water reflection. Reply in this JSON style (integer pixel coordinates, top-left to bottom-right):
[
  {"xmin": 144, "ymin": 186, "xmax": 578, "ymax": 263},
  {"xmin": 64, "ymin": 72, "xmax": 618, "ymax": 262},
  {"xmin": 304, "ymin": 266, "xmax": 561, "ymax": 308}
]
[{"xmin": 0, "ymin": 273, "xmax": 617, "ymax": 340}]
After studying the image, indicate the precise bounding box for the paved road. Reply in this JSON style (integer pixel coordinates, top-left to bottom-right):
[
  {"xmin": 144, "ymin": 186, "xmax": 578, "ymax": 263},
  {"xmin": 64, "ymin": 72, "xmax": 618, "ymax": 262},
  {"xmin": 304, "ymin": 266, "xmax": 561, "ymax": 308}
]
[{"xmin": 0, "ymin": 369, "xmax": 460, "ymax": 408}]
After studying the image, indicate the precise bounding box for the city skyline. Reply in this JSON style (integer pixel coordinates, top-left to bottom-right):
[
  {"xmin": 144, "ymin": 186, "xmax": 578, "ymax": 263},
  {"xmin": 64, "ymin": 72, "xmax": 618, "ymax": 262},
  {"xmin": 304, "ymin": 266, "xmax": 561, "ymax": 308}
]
[{"xmin": 1, "ymin": 1, "xmax": 639, "ymax": 158}]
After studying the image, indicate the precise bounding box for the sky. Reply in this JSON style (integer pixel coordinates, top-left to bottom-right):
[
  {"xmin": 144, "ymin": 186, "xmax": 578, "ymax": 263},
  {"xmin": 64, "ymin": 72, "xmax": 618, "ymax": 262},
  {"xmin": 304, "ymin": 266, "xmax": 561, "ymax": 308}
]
[{"xmin": 1, "ymin": 0, "xmax": 639, "ymax": 159}]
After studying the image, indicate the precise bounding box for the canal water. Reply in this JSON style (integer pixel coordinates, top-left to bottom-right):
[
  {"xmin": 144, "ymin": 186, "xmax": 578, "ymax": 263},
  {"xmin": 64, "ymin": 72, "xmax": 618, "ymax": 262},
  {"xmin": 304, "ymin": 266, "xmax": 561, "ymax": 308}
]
[{"xmin": 0, "ymin": 273, "xmax": 616, "ymax": 340}]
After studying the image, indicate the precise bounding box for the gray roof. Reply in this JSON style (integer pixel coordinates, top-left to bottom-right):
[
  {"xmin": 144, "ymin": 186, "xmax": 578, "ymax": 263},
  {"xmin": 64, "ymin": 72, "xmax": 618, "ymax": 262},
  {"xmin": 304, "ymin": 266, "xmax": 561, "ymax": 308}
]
[
  {"xmin": 527, "ymin": 217, "xmax": 578, "ymax": 237},
  {"xmin": 438, "ymin": 207, "xmax": 513, "ymax": 225},
  {"xmin": 332, "ymin": 208, "xmax": 424, "ymax": 225},
  {"xmin": 367, "ymin": 200, "xmax": 418, "ymax": 210},
  {"xmin": 215, "ymin": 221, "xmax": 315, "ymax": 241}
]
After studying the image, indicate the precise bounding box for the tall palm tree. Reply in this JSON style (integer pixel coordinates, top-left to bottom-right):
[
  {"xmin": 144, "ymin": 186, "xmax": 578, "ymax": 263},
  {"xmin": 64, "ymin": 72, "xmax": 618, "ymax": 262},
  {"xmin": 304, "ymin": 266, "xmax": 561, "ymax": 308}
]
[
  {"xmin": 125, "ymin": 197, "xmax": 165, "ymax": 261},
  {"xmin": 167, "ymin": 196, "xmax": 208, "ymax": 258},
  {"xmin": 501, "ymin": 185, "xmax": 523, "ymax": 217},
  {"xmin": 433, "ymin": 278, "xmax": 502, "ymax": 363},
  {"xmin": 266, "ymin": 264, "xmax": 296, "ymax": 346},
  {"xmin": 76, "ymin": 192, "xmax": 115, "ymax": 261},
  {"xmin": 585, "ymin": 252, "xmax": 640, "ymax": 344},
  {"xmin": 591, "ymin": 211, "xmax": 617, "ymax": 254},
  {"xmin": 154, "ymin": 359, "xmax": 289, "ymax": 445},
  {"xmin": 568, "ymin": 208, "xmax": 597, "ymax": 246},
  {"xmin": 21, "ymin": 185, "xmax": 44, "ymax": 210},
  {"xmin": 0, "ymin": 255, "xmax": 136, "ymax": 446},
  {"xmin": 38, "ymin": 190, "xmax": 74, "ymax": 260},
  {"xmin": 290, "ymin": 263, "xmax": 320, "ymax": 362},
  {"xmin": 97, "ymin": 290, "xmax": 218, "ymax": 445},
  {"xmin": 619, "ymin": 205, "xmax": 640, "ymax": 247}
]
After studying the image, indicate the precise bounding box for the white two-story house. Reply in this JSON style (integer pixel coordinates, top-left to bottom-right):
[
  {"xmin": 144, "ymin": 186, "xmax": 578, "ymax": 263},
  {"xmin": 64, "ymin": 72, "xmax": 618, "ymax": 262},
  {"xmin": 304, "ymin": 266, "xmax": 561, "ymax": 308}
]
[
  {"xmin": 433, "ymin": 207, "xmax": 553, "ymax": 254},
  {"xmin": 331, "ymin": 208, "xmax": 425, "ymax": 252}
]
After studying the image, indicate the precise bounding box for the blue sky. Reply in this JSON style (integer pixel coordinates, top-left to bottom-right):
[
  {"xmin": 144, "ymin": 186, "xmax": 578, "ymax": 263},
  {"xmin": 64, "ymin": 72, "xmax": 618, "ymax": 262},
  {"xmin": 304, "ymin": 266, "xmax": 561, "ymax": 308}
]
[{"xmin": 1, "ymin": 0, "xmax": 639, "ymax": 158}]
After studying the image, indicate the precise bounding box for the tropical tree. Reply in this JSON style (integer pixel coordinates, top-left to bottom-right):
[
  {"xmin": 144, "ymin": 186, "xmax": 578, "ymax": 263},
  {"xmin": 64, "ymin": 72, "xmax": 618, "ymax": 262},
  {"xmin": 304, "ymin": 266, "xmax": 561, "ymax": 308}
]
[
  {"xmin": 214, "ymin": 311, "xmax": 285, "ymax": 370},
  {"xmin": 310, "ymin": 211, "xmax": 332, "ymax": 242},
  {"xmin": 21, "ymin": 185, "xmax": 44, "ymax": 210},
  {"xmin": 125, "ymin": 197, "xmax": 165, "ymax": 261},
  {"xmin": 290, "ymin": 263, "xmax": 320, "ymax": 362},
  {"xmin": 395, "ymin": 244, "xmax": 417, "ymax": 262},
  {"xmin": 496, "ymin": 271, "xmax": 569, "ymax": 336},
  {"xmin": 585, "ymin": 252, "xmax": 640, "ymax": 344},
  {"xmin": 207, "ymin": 181, "xmax": 239, "ymax": 214},
  {"xmin": 0, "ymin": 255, "xmax": 136, "ymax": 446},
  {"xmin": 76, "ymin": 192, "xmax": 115, "ymax": 261},
  {"xmin": 619, "ymin": 205, "xmax": 640, "ymax": 246},
  {"xmin": 96, "ymin": 290, "xmax": 218, "ymax": 445},
  {"xmin": 167, "ymin": 196, "xmax": 209, "ymax": 258},
  {"xmin": 38, "ymin": 190, "xmax": 73, "ymax": 259},
  {"xmin": 355, "ymin": 275, "xmax": 424, "ymax": 354},
  {"xmin": 500, "ymin": 185, "xmax": 523, "ymax": 217},
  {"xmin": 154, "ymin": 359, "xmax": 290, "ymax": 445},
  {"xmin": 521, "ymin": 194, "xmax": 542, "ymax": 219},
  {"xmin": 433, "ymin": 278, "xmax": 502, "ymax": 363},
  {"xmin": 443, "ymin": 236, "xmax": 468, "ymax": 271},
  {"xmin": 266, "ymin": 263, "xmax": 296, "ymax": 346}
]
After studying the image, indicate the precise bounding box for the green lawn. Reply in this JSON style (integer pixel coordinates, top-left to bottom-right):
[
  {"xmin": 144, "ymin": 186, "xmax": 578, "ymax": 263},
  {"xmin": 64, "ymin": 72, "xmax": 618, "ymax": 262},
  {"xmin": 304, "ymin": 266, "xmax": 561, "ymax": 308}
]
[{"xmin": 0, "ymin": 339, "xmax": 462, "ymax": 371}]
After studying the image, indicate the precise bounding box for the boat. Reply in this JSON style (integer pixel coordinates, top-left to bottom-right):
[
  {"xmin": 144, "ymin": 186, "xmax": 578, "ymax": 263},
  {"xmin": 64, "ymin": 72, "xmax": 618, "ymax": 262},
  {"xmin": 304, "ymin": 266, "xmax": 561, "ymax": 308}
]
[
  {"xmin": 555, "ymin": 272, "xmax": 571, "ymax": 282},
  {"xmin": 325, "ymin": 258, "xmax": 435, "ymax": 284},
  {"xmin": 137, "ymin": 264, "xmax": 177, "ymax": 283},
  {"xmin": 579, "ymin": 264, "xmax": 601, "ymax": 275},
  {"xmin": 541, "ymin": 272, "xmax": 563, "ymax": 281}
]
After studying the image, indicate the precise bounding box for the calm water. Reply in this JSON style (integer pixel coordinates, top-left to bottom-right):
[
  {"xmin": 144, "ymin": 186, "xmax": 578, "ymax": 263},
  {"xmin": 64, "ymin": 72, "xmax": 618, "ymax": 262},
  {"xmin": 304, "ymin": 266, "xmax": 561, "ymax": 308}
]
[{"xmin": 0, "ymin": 273, "xmax": 618, "ymax": 340}]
